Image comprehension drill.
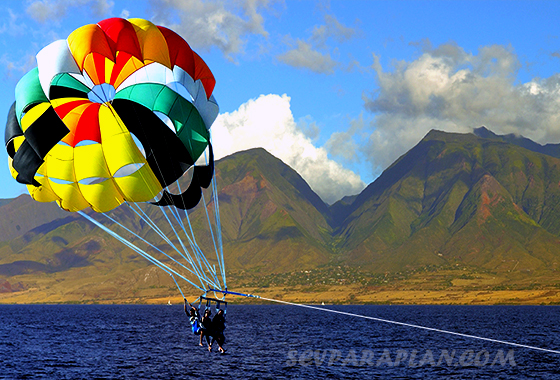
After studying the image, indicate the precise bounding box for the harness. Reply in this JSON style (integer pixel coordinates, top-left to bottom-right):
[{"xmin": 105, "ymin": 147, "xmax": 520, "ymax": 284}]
[
  {"xmin": 187, "ymin": 295, "xmax": 228, "ymax": 335},
  {"xmin": 198, "ymin": 296, "xmax": 228, "ymax": 316},
  {"xmin": 198, "ymin": 296, "xmax": 227, "ymax": 333}
]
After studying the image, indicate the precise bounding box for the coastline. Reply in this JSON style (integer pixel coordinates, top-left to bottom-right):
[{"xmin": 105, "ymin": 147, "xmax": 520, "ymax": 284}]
[{"xmin": 2, "ymin": 286, "xmax": 560, "ymax": 305}]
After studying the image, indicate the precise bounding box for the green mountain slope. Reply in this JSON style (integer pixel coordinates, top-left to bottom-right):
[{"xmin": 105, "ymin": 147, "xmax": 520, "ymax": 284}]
[
  {"xmin": 474, "ymin": 126, "xmax": 560, "ymax": 158},
  {"xmin": 189, "ymin": 148, "xmax": 332, "ymax": 272},
  {"xmin": 0, "ymin": 194, "xmax": 69, "ymax": 241},
  {"xmin": 337, "ymin": 130, "xmax": 560, "ymax": 273}
]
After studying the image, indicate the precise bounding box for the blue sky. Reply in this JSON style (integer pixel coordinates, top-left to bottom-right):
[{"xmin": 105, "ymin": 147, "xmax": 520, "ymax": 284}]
[{"xmin": 1, "ymin": 0, "xmax": 559, "ymax": 204}]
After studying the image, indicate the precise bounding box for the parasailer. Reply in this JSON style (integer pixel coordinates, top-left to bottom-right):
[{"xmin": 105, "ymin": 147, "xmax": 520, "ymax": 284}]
[
  {"xmin": 201, "ymin": 308, "xmax": 213, "ymax": 348},
  {"xmin": 209, "ymin": 308, "xmax": 227, "ymax": 353},
  {"xmin": 4, "ymin": 17, "xmax": 233, "ymax": 319},
  {"xmin": 185, "ymin": 298, "xmax": 202, "ymax": 335}
]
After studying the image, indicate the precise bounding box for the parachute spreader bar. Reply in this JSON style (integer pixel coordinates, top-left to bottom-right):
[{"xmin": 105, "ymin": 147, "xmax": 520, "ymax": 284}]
[{"xmin": 206, "ymin": 289, "xmax": 261, "ymax": 299}]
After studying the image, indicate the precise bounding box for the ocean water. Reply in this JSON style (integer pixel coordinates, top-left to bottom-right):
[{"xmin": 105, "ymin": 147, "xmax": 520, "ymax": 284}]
[{"xmin": 0, "ymin": 304, "xmax": 559, "ymax": 379}]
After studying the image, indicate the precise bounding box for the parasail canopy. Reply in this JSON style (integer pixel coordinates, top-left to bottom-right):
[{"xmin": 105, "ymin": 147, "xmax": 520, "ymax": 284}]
[{"xmin": 5, "ymin": 17, "xmax": 219, "ymax": 213}]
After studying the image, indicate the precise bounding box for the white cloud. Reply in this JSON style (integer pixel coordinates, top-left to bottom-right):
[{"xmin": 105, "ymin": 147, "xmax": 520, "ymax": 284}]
[
  {"xmin": 325, "ymin": 113, "xmax": 364, "ymax": 162},
  {"xmin": 277, "ymin": 40, "xmax": 337, "ymax": 74},
  {"xmin": 149, "ymin": 0, "xmax": 270, "ymax": 60},
  {"xmin": 362, "ymin": 42, "xmax": 560, "ymax": 171},
  {"xmin": 310, "ymin": 14, "xmax": 355, "ymax": 47},
  {"xmin": 277, "ymin": 13, "xmax": 357, "ymax": 74},
  {"xmin": 211, "ymin": 94, "xmax": 365, "ymax": 204},
  {"xmin": 25, "ymin": 0, "xmax": 114, "ymax": 23}
]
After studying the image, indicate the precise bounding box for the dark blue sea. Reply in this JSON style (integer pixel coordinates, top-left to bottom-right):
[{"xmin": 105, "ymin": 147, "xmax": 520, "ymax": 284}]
[{"xmin": 1, "ymin": 304, "xmax": 559, "ymax": 379}]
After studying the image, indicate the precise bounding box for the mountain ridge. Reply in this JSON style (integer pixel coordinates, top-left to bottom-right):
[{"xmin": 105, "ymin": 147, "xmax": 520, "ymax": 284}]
[{"xmin": 2, "ymin": 127, "xmax": 560, "ymax": 303}]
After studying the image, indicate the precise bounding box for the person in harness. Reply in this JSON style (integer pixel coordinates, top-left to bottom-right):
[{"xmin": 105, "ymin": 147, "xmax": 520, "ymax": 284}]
[
  {"xmin": 209, "ymin": 308, "xmax": 226, "ymax": 353},
  {"xmin": 184, "ymin": 298, "xmax": 203, "ymax": 344},
  {"xmin": 200, "ymin": 307, "xmax": 213, "ymax": 349}
]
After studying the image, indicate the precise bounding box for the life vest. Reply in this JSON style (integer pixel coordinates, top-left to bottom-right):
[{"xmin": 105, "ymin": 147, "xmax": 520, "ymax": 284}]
[{"xmin": 190, "ymin": 317, "xmax": 201, "ymax": 334}]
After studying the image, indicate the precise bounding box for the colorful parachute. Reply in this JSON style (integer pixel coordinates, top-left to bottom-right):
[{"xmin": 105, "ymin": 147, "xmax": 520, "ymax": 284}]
[
  {"xmin": 5, "ymin": 17, "xmax": 218, "ymax": 213},
  {"xmin": 4, "ymin": 18, "xmax": 227, "ymax": 296}
]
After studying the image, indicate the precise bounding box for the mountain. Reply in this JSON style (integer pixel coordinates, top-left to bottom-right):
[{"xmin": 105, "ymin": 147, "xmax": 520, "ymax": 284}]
[
  {"xmin": 334, "ymin": 129, "xmax": 560, "ymax": 273},
  {"xmin": 474, "ymin": 126, "xmax": 560, "ymax": 158},
  {"xmin": 0, "ymin": 147, "xmax": 335, "ymax": 302},
  {"xmin": 0, "ymin": 194, "xmax": 69, "ymax": 241},
  {"xmin": 190, "ymin": 147, "xmax": 332, "ymax": 272},
  {"xmin": 2, "ymin": 128, "xmax": 560, "ymax": 302}
]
